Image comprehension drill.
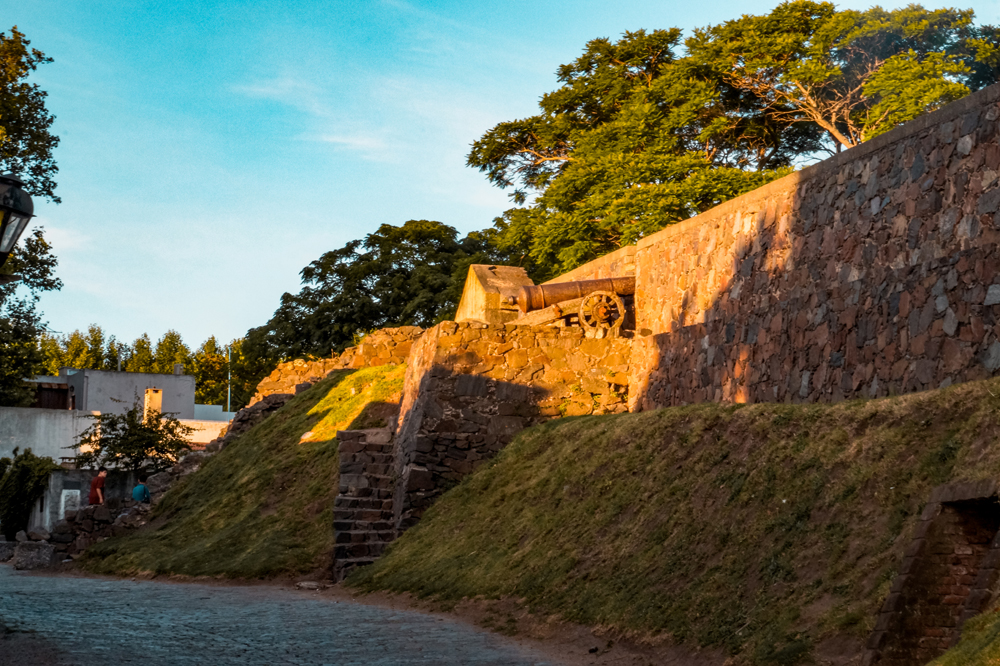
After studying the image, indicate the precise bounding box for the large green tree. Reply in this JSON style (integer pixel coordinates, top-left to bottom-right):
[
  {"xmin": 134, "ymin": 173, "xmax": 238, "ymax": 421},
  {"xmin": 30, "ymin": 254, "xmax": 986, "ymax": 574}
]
[
  {"xmin": 692, "ymin": 2, "xmax": 989, "ymax": 150},
  {"xmin": 251, "ymin": 220, "xmax": 502, "ymax": 361},
  {"xmin": 469, "ymin": 29, "xmax": 800, "ymax": 277},
  {"xmin": 0, "ymin": 27, "xmax": 59, "ymax": 202},
  {"xmin": 470, "ymin": 4, "xmax": 998, "ymax": 278},
  {"xmin": 0, "ymin": 27, "xmax": 61, "ymax": 405}
]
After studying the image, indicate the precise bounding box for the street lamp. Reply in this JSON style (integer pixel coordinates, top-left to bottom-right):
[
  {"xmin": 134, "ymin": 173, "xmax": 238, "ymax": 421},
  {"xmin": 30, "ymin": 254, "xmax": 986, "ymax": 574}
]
[{"xmin": 0, "ymin": 173, "xmax": 34, "ymax": 276}]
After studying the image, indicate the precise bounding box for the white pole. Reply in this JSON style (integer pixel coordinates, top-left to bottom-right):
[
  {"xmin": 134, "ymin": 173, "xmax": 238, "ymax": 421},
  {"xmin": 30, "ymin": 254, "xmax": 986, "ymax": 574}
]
[{"xmin": 227, "ymin": 345, "xmax": 232, "ymax": 413}]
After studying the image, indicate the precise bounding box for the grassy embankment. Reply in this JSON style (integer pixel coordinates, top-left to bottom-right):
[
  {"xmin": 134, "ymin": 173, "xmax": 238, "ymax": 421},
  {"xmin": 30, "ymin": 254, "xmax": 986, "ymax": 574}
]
[
  {"xmin": 351, "ymin": 375, "xmax": 1000, "ymax": 665},
  {"xmin": 81, "ymin": 365, "xmax": 405, "ymax": 579}
]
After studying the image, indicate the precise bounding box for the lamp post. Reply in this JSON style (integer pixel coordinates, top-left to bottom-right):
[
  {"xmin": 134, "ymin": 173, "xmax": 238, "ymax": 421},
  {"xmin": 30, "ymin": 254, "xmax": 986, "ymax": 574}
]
[{"xmin": 0, "ymin": 173, "xmax": 34, "ymax": 281}]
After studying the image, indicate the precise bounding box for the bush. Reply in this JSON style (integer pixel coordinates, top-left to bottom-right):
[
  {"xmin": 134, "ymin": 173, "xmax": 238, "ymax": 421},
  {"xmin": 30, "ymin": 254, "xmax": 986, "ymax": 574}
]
[{"xmin": 0, "ymin": 448, "xmax": 58, "ymax": 540}]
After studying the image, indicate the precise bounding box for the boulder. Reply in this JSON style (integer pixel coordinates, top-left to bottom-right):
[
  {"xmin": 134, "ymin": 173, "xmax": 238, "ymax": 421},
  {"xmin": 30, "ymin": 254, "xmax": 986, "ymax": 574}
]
[
  {"xmin": 14, "ymin": 530, "xmax": 27, "ymax": 543},
  {"xmin": 93, "ymin": 506, "xmax": 112, "ymax": 523},
  {"xmin": 27, "ymin": 528, "xmax": 50, "ymax": 542},
  {"xmin": 0, "ymin": 541, "xmax": 14, "ymax": 562},
  {"xmin": 13, "ymin": 542, "xmax": 57, "ymax": 570},
  {"xmin": 146, "ymin": 471, "xmax": 173, "ymax": 495},
  {"xmin": 52, "ymin": 520, "xmax": 73, "ymax": 534}
]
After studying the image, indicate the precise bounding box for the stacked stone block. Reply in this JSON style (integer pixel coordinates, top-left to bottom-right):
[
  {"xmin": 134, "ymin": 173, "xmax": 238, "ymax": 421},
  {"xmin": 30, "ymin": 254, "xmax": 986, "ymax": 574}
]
[
  {"xmin": 332, "ymin": 429, "xmax": 396, "ymax": 582},
  {"xmin": 250, "ymin": 327, "xmax": 423, "ymax": 406},
  {"xmin": 392, "ymin": 321, "xmax": 631, "ymax": 533},
  {"xmin": 622, "ymin": 82, "xmax": 1000, "ymax": 408}
]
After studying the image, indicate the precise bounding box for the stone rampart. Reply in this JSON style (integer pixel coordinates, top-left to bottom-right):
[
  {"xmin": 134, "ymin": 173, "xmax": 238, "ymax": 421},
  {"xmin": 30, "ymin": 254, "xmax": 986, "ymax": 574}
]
[
  {"xmin": 628, "ymin": 82, "xmax": 1000, "ymax": 408},
  {"xmin": 392, "ymin": 321, "xmax": 630, "ymax": 532},
  {"xmin": 249, "ymin": 327, "xmax": 423, "ymax": 405}
]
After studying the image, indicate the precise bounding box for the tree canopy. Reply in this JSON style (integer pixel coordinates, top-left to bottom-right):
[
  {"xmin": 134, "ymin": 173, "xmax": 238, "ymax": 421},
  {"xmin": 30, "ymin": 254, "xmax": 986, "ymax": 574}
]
[
  {"xmin": 74, "ymin": 399, "xmax": 193, "ymax": 473},
  {"xmin": 469, "ymin": 2, "xmax": 999, "ymax": 278},
  {"xmin": 250, "ymin": 219, "xmax": 504, "ymax": 360},
  {"xmin": 0, "ymin": 26, "xmax": 59, "ymax": 202}
]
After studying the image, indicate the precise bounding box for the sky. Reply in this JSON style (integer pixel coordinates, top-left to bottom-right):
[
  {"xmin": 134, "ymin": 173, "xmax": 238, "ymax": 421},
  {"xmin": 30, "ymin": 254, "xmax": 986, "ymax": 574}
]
[{"xmin": 8, "ymin": 0, "xmax": 1000, "ymax": 348}]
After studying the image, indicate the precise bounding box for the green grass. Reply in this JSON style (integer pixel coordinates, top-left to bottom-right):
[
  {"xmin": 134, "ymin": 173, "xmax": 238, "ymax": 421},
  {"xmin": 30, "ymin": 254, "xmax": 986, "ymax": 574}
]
[
  {"xmin": 929, "ymin": 607, "xmax": 1000, "ymax": 665},
  {"xmin": 350, "ymin": 375, "xmax": 1000, "ymax": 665},
  {"xmin": 81, "ymin": 365, "xmax": 405, "ymax": 579}
]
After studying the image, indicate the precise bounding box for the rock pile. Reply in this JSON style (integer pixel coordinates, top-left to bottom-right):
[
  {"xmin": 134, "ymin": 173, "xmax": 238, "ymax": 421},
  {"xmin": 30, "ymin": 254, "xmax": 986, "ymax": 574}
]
[{"xmin": 50, "ymin": 501, "xmax": 152, "ymax": 558}]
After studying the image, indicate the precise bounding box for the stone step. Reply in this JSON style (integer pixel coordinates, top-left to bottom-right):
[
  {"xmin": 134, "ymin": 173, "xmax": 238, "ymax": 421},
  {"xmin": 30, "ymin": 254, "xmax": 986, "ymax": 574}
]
[
  {"xmin": 334, "ymin": 496, "xmax": 391, "ymax": 509},
  {"xmin": 335, "ymin": 530, "xmax": 396, "ymax": 544}
]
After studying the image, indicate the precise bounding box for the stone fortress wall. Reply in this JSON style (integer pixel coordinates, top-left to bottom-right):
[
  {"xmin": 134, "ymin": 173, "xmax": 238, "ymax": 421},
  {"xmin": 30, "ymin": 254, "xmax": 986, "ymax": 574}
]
[
  {"xmin": 624, "ymin": 83, "xmax": 1000, "ymax": 408},
  {"xmin": 391, "ymin": 321, "xmax": 630, "ymax": 532}
]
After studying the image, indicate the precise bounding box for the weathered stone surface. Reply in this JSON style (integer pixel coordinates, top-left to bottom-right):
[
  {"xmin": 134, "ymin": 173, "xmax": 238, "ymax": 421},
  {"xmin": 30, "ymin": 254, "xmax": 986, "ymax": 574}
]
[
  {"xmin": 392, "ymin": 321, "xmax": 631, "ymax": 532},
  {"xmin": 248, "ymin": 327, "xmax": 424, "ymax": 406},
  {"xmin": 621, "ymin": 84, "xmax": 1000, "ymax": 409},
  {"xmin": 27, "ymin": 529, "xmax": 50, "ymax": 542},
  {"xmin": 14, "ymin": 530, "xmax": 27, "ymax": 542},
  {"xmin": 13, "ymin": 542, "xmax": 56, "ymax": 570},
  {"xmin": 0, "ymin": 541, "xmax": 14, "ymax": 561}
]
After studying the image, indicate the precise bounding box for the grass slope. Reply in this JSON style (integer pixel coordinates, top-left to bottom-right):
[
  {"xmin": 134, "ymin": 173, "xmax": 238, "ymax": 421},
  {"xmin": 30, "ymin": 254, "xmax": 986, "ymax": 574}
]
[
  {"xmin": 82, "ymin": 365, "xmax": 405, "ymax": 579},
  {"xmin": 352, "ymin": 376, "xmax": 1000, "ymax": 665}
]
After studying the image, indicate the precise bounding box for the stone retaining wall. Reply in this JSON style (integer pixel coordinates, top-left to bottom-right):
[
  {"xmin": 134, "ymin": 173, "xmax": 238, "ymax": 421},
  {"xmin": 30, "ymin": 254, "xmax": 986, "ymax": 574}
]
[
  {"xmin": 392, "ymin": 321, "xmax": 630, "ymax": 532},
  {"xmin": 626, "ymin": 82, "xmax": 1000, "ymax": 408},
  {"xmin": 249, "ymin": 327, "xmax": 423, "ymax": 406}
]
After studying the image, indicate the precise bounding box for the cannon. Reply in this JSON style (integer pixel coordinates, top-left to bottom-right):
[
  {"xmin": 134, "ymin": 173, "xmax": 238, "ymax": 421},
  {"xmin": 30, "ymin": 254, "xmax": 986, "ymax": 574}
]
[{"xmin": 508, "ymin": 277, "xmax": 635, "ymax": 338}]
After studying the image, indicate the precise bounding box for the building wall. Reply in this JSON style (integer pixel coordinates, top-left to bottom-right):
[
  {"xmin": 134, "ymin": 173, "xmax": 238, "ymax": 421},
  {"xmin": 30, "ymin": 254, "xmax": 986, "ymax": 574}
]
[
  {"xmin": 627, "ymin": 81, "xmax": 1000, "ymax": 408},
  {"xmin": 63, "ymin": 368, "xmax": 195, "ymax": 418},
  {"xmin": 0, "ymin": 407, "xmax": 99, "ymax": 463},
  {"xmin": 392, "ymin": 321, "xmax": 630, "ymax": 531}
]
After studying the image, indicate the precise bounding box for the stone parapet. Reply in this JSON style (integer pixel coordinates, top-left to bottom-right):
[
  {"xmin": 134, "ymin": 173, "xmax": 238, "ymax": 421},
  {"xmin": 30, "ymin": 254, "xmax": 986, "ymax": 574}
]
[
  {"xmin": 249, "ymin": 327, "xmax": 424, "ymax": 406},
  {"xmin": 392, "ymin": 321, "xmax": 630, "ymax": 533}
]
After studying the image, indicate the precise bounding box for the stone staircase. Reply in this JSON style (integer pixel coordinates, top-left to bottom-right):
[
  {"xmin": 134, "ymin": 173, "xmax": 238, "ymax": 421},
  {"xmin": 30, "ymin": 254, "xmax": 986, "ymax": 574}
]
[{"xmin": 332, "ymin": 429, "xmax": 396, "ymax": 582}]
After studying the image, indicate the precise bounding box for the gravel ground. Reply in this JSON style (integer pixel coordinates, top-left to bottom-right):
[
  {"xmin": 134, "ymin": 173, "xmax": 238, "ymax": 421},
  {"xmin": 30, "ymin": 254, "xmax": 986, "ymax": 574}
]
[{"xmin": 0, "ymin": 565, "xmax": 556, "ymax": 666}]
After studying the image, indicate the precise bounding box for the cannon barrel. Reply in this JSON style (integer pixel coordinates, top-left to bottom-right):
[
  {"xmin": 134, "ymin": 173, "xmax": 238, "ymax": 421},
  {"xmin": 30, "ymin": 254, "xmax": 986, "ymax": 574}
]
[{"xmin": 516, "ymin": 277, "xmax": 635, "ymax": 313}]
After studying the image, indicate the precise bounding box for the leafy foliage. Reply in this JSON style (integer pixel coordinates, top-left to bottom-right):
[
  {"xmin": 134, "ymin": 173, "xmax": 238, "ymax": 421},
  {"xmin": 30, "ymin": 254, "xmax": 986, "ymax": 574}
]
[
  {"xmin": 0, "ymin": 448, "xmax": 58, "ymax": 540},
  {"xmin": 470, "ymin": 4, "xmax": 997, "ymax": 277},
  {"xmin": 0, "ymin": 27, "xmax": 59, "ymax": 202},
  {"xmin": 0, "ymin": 227, "xmax": 61, "ymax": 405},
  {"xmin": 250, "ymin": 220, "xmax": 505, "ymax": 360},
  {"xmin": 74, "ymin": 399, "xmax": 193, "ymax": 473}
]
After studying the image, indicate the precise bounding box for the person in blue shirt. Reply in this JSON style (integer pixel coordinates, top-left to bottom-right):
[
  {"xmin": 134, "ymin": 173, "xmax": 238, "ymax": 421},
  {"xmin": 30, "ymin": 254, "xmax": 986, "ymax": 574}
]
[{"xmin": 132, "ymin": 473, "xmax": 151, "ymax": 503}]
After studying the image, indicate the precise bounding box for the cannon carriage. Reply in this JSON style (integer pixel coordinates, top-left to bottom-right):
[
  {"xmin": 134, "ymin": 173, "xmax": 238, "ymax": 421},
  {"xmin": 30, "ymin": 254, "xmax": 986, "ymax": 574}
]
[
  {"xmin": 454, "ymin": 264, "xmax": 636, "ymax": 338},
  {"xmin": 507, "ymin": 277, "xmax": 635, "ymax": 338}
]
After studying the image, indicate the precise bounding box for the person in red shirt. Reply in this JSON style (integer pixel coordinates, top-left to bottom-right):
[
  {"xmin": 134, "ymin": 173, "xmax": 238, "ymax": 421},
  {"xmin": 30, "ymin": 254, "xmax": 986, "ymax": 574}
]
[{"xmin": 88, "ymin": 467, "xmax": 107, "ymax": 505}]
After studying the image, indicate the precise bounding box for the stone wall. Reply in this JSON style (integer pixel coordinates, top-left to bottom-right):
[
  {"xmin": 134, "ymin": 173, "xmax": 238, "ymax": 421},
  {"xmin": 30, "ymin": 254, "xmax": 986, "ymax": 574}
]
[
  {"xmin": 249, "ymin": 327, "xmax": 423, "ymax": 405},
  {"xmin": 627, "ymin": 82, "xmax": 1000, "ymax": 408},
  {"xmin": 867, "ymin": 481, "xmax": 1000, "ymax": 666},
  {"xmin": 392, "ymin": 321, "xmax": 630, "ymax": 532},
  {"xmin": 544, "ymin": 244, "xmax": 636, "ymax": 284}
]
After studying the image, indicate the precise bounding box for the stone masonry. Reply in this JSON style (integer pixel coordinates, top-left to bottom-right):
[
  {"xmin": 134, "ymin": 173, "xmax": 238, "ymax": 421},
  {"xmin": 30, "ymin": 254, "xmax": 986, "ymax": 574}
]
[
  {"xmin": 391, "ymin": 321, "xmax": 630, "ymax": 532},
  {"xmin": 249, "ymin": 327, "xmax": 423, "ymax": 405},
  {"xmin": 624, "ymin": 82, "xmax": 1000, "ymax": 408},
  {"xmin": 333, "ymin": 429, "xmax": 395, "ymax": 582},
  {"xmin": 866, "ymin": 481, "xmax": 1000, "ymax": 666}
]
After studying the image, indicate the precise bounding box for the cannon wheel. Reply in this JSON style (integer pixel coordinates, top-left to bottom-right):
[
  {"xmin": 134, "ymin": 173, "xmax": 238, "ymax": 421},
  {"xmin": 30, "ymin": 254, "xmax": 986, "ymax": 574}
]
[{"xmin": 578, "ymin": 290, "xmax": 625, "ymax": 339}]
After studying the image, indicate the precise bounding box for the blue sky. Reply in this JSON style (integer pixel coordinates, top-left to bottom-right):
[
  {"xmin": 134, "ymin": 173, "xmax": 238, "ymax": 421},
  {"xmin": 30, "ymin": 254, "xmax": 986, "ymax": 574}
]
[{"xmin": 9, "ymin": 0, "xmax": 1000, "ymax": 349}]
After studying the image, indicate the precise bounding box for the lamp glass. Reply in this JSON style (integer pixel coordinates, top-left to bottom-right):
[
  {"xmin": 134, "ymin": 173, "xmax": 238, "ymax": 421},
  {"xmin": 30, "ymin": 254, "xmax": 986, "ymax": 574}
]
[{"xmin": 0, "ymin": 213, "xmax": 29, "ymax": 254}]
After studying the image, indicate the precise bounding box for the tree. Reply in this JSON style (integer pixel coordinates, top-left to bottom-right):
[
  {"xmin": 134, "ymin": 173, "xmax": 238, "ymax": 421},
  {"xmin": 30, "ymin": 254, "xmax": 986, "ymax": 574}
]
[
  {"xmin": 469, "ymin": 30, "xmax": 799, "ymax": 277},
  {"xmin": 38, "ymin": 324, "xmax": 129, "ymax": 374},
  {"xmin": 152, "ymin": 329, "xmax": 191, "ymax": 374},
  {"xmin": 0, "ymin": 27, "xmax": 60, "ymax": 202},
  {"xmin": 191, "ymin": 336, "xmax": 228, "ymax": 407},
  {"xmin": 126, "ymin": 334, "xmax": 154, "ymax": 373},
  {"xmin": 74, "ymin": 398, "xmax": 193, "ymax": 473},
  {"xmin": 0, "ymin": 27, "xmax": 61, "ymax": 404},
  {"xmin": 0, "ymin": 227, "xmax": 61, "ymax": 405},
  {"xmin": 252, "ymin": 220, "xmax": 504, "ymax": 360},
  {"xmin": 693, "ymin": 2, "xmax": 980, "ymax": 150}
]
